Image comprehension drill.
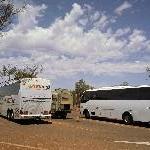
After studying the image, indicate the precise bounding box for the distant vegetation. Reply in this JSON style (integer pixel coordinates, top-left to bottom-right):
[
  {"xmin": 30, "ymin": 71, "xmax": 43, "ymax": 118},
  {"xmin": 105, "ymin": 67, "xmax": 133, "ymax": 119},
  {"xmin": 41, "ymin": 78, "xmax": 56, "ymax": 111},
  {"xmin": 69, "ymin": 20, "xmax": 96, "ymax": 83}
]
[
  {"xmin": 0, "ymin": 0, "xmax": 26, "ymax": 34},
  {"xmin": 72, "ymin": 79, "xmax": 93, "ymax": 106},
  {"xmin": 120, "ymin": 81, "xmax": 129, "ymax": 86},
  {"xmin": 146, "ymin": 66, "xmax": 150, "ymax": 78},
  {"xmin": 0, "ymin": 64, "xmax": 43, "ymax": 80}
]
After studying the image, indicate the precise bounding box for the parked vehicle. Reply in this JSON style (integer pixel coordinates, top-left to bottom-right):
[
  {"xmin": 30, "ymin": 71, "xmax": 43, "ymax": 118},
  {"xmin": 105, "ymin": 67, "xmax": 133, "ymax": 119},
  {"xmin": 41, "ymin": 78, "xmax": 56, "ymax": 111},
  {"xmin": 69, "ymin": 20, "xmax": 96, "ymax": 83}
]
[
  {"xmin": 0, "ymin": 78, "xmax": 52, "ymax": 120},
  {"xmin": 51, "ymin": 89, "xmax": 73, "ymax": 119},
  {"xmin": 80, "ymin": 85, "xmax": 150, "ymax": 124}
]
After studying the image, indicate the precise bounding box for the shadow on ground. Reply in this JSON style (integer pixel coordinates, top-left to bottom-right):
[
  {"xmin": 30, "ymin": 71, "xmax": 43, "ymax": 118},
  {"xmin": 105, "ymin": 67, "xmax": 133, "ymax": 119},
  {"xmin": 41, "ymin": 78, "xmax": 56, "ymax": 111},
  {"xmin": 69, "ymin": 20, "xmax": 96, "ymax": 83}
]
[
  {"xmin": 14, "ymin": 119, "xmax": 52, "ymax": 125},
  {"xmin": 0, "ymin": 116, "xmax": 52, "ymax": 125},
  {"xmin": 90, "ymin": 116, "xmax": 150, "ymax": 128},
  {"xmin": 52, "ymin": 116, "xmax": 72, "ymax": 120}
]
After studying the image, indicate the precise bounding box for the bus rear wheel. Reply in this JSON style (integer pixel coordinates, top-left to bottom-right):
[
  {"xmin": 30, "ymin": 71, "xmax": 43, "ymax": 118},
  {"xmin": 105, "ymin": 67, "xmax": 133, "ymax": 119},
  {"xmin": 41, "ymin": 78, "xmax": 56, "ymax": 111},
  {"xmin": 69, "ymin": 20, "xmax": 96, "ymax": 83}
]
[
  {"xmin": 84, "ymin": 110, "xmax": 90, "ymax": 119},
  {"xmin": 7, "ymin": 110, "xmax": 14, "ymax": 120},
  {"xmin": 7, "ymin": 110, "xmax": 10, "ymax": 120},
  {"xmin": 122, "ymin": 113, "xmax": 133, "ymax": 125},
  {"xmin": 10, "ymin": 111, "xmax": 14, "ymax": 120}
]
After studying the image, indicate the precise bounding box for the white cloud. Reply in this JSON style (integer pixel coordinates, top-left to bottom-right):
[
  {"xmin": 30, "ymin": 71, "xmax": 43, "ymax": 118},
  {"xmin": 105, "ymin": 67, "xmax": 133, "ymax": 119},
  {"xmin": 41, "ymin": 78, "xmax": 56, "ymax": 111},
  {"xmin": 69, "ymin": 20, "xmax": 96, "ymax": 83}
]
[
  {"xmin": 127, "ymin": 29, "xmax": 148, "ymax": 52},
  {"xmin": 14, "ymin": 4, "xmax": 47, "ymax": 32},
  {"xmin": 0, "ymin": 52, "xmax": 149, "ymax": 80},
  {"xmin": 114, "ymin": 1, "xmax": 132, "ymax": 16},
  {"xmin": 114, "ymin": 27, "xmax": 131, "ymax": 37},
  {"xmin": 0, "ymin": 3, "xmax": 150, "ymax": 81}
]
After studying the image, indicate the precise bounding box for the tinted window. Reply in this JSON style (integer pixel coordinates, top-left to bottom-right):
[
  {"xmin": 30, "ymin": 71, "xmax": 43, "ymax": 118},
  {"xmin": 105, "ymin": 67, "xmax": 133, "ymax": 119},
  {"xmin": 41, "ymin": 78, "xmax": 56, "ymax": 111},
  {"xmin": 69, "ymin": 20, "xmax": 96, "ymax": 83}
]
[
  {"xmin": 89, "ymin": 88, "xmax": 140, "ymax": 100},
  {"xmin": 81, "ymin": 87, "xmax": 150, "ymax": 102},
  {"xmin": 111, "ymin": 88, "xmax": 139, "ymax": 100},
  {"xmin": 80, "ymin": 91, "xmax": 93, "ymax": 103},
  {"xmin": 80, "ymin": 95, "xmax": 85, "ymax": 103},
  {"xmin": 94, "ymin": 90, "xmax": 110, "ymax": 100},
  {"xmin": 139, "ymin": 87, "xmax": 150, "ymax": 100}
]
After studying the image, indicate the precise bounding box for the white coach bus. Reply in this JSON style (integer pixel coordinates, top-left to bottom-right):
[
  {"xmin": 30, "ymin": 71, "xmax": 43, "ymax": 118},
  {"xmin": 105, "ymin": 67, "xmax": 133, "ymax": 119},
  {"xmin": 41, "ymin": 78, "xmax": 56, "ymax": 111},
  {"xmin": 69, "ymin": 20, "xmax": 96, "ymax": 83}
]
[
  {"xmin": 0, "ymin": 78, "xmax": 52, "ymax": 120},
  {"xmin": 80, "ymin": 85, "xmax": 150, "ymax": 124}
]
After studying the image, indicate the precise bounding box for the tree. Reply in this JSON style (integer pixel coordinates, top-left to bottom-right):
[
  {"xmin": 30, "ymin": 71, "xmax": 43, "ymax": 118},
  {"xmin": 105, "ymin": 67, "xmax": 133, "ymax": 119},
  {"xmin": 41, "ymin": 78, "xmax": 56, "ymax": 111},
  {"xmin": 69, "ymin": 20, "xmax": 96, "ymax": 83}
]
[
  {"xmin": 0, "ymin": 0, "xmax": 26, "ymax": 32},
  {"xmin": 120, "ymin": 81, "xmax": 129, "ymax": 86},
  {"xmin": 70, "ymin": 90, "xmax": 77, "ymax": 106},
  {"xmin": 0, "ymin": 64, "xmax": 43, "ymax": 80},
  {"xmin": 146, "ymin": 66, "xmax": 150, "ymax": 78},
  {"xmin": 74, "ymin": 79, "xmax": 93, "ymax": 106}
]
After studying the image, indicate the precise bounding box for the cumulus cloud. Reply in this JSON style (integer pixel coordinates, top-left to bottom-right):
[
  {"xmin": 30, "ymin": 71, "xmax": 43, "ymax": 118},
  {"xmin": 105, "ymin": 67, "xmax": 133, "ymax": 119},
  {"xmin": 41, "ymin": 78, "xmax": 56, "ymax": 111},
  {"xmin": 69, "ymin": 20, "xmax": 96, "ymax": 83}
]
[
  {"xmin": 114, "ymin": 1, "xmax": 132, "ymax": 16},
  {"xmin": 0, "ymin": 2, "xmax": 150, "ymax": 81},
  {"xmin": 14, "ymin": 4, "xmax": 47, "ymax": 32}
]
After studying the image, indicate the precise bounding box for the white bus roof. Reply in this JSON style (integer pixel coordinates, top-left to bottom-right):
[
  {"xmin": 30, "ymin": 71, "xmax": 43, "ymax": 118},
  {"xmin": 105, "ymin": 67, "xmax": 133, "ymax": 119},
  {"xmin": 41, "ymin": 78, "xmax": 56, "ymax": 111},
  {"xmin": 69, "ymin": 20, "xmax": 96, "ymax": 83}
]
[{"xmin": 86, "ymin": 85, "xmax": 150, "ymax": 92}]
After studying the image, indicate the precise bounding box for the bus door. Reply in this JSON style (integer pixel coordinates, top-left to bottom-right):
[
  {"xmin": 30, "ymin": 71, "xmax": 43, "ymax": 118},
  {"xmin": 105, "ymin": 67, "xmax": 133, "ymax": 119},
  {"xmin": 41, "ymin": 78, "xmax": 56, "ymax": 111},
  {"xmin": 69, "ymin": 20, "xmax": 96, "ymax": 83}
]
[
  {"xmin": 94, "ymin": 100, "xmax": 101, "ymax": 117},
  {"xmin": 99, "ymin": 100, "xmax": 114, "ymax": 118},
  {"xmin": 93, "ymin": 100, "xmax": 112, "ymax": 118},
  {"xmin": 96, "ymin": 90, "xmax": 115, "ymax": 118}
]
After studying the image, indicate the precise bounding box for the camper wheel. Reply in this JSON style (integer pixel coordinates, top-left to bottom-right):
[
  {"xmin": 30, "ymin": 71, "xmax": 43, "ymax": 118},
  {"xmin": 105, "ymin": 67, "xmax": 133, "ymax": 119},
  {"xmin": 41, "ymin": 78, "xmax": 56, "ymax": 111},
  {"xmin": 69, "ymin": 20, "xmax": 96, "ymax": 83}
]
[
  {"xmin": 10, "ymin": 109, "xmax": 14, "ymax": 120},
  {"xmin": 7, "ymin": 109, "xmax": 10, "ymax": 120},
  {"xmin": 7, "ymin": 109, "xmax": 14, "ymax": 120}
]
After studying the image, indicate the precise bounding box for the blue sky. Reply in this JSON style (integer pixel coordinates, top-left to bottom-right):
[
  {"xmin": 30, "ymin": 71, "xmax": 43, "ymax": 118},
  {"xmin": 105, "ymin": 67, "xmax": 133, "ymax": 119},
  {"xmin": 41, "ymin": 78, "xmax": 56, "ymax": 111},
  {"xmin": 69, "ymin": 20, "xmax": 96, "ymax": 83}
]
[
  {"xmin": 30, "ymin": 0, "xmax": 150, "ymax": 32},
  {"xmin": 0, "ymin": 0, "xmax": 150, "ymax": 89}
]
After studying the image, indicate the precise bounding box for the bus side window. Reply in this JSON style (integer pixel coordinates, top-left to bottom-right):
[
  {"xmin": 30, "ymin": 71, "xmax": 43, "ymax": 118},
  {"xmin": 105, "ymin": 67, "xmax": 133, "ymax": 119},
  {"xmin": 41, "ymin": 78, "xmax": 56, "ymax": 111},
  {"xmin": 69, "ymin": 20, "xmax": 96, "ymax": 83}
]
[
  {"xmin": 96, "ymin": 90, "xmax": 109, "ymax": 100},
  {"xmin": 92, "ymin": 94, "xmax": 96, "ymax": 100},
  {"xmin": 139, "ymin": 87, "xmax": 150, "ymax": 100}
]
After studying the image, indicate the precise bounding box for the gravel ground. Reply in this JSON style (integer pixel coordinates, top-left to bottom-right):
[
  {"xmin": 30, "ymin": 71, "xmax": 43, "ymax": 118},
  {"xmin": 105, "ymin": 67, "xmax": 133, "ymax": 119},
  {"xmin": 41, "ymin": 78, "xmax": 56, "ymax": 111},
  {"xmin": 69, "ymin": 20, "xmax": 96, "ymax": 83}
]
[{"xmin": 0, "ymin": 108, "xmax": 150, "ymax": 150}]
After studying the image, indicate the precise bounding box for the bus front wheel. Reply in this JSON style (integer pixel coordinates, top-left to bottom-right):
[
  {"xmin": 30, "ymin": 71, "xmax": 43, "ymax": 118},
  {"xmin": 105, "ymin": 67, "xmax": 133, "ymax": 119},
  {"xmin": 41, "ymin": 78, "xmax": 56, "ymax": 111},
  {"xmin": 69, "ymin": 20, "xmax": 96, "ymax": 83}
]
[
  {"xmin": 84, "ymin": 110, "xmax": 90, "ymax": 119},
  {"xmin": 122, "ymin": 113, "xmax": 133, "ymax": 125}
]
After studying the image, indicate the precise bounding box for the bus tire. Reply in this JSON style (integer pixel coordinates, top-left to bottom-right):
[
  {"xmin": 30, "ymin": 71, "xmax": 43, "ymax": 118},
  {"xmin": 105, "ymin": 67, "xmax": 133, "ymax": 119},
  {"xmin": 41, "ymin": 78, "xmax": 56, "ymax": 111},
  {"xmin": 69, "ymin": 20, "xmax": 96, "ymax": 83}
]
[
  {"xmin": 84, "ymin": 110, "xmax": 90, "ymax": 119},
  {"xmin": 7, "ymin": 109, "xmax": 10, "ymax": 120},
  {"xmin": 10, "ymin": 110, "xmax": 14, "ymax": 120},
  {"xmin": 122, "ymin": 112, "xmax": 133, "ymax": 125}
]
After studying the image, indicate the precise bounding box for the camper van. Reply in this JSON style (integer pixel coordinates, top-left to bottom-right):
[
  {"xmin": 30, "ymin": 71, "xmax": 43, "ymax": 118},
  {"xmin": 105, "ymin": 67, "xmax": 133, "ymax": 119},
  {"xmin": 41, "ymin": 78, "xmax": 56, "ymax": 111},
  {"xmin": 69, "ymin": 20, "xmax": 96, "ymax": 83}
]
[
  {"xmin": 51, "ymin": 89, "xmax": 73, "ymax": 119},
  {"xmin": 0, "ymin": 78, "xmax": 52, "ymax": 120}
]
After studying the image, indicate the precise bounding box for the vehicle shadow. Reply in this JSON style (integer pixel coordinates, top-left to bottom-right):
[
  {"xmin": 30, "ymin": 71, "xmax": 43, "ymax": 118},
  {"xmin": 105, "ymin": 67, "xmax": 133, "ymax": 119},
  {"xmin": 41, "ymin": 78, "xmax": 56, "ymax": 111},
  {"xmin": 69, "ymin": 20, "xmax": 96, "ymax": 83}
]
[
  {"xmin": 14, "ymin": 119, "xmax": 52, "ymax": 125},
  {"xmin": 91, "ymin": 117, "xmax": 150, "ymax": 128},
  {"xmin": 0, "ymin": 116, "xmax": 52, "ymax": 125},
  {"xmin": 52, "ymin": 116, "xmax": 73, "ymax": 120}
]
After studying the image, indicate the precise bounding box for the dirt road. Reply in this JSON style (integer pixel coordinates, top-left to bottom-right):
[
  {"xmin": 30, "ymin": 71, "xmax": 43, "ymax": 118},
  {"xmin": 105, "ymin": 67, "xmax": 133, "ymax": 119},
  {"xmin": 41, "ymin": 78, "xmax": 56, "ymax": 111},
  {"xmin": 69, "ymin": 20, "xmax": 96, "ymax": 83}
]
[{"xmin": 0, "ymin": 112, "xmax": 150, "ymax": 150}]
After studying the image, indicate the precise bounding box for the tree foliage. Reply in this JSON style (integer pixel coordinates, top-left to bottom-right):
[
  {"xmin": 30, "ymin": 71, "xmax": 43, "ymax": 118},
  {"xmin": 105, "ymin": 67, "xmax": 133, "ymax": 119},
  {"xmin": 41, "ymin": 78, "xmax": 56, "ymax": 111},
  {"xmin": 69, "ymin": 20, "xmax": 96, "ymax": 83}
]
[
  {"xmin": 73, "ymin": 79, "xmax": 93, "ymax": 106},
  {"xmin": 120, "ymin": 81, "xmax": 129, "ymax": 86},
  {"xmin": 0, "ymin": 0, "xmax": 26, "ymax": 31},
  {"xmin": 75, "ymin": 79, "xmax": 93, "ymax": 96},
  {"xmin": 0, "ymin": 64, "xmax": 43, "ymax": 80},
  {"xmin": 146, "ymin": 66, "xmax": 150, "ymax": 78}
]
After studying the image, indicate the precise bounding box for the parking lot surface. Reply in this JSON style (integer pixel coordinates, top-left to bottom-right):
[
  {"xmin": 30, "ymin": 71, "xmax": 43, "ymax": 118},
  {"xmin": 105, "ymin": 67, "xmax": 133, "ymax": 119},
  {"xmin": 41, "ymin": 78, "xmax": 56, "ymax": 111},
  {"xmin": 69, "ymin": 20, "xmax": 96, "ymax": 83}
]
[{"xmin": 0, "ymin": 110, "xmax": 150, "ymax": 150}]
